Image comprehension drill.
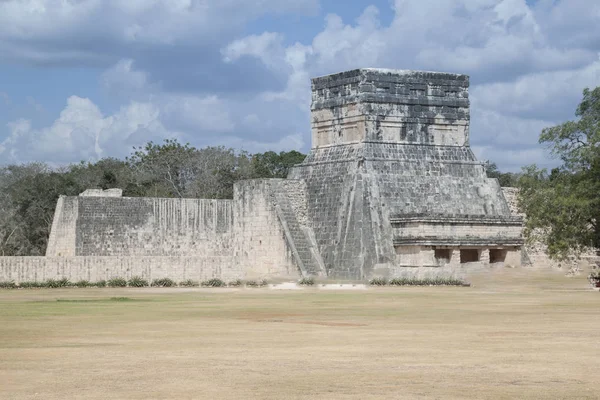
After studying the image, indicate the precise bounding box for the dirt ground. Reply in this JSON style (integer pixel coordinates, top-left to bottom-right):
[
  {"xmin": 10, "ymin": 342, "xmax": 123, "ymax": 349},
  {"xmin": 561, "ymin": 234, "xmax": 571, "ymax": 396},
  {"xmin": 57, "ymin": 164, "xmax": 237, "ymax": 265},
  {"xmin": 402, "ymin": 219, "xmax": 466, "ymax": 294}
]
[{"xmin": 0, "ymin": 267, "xmax": 598, "ymax": 400}]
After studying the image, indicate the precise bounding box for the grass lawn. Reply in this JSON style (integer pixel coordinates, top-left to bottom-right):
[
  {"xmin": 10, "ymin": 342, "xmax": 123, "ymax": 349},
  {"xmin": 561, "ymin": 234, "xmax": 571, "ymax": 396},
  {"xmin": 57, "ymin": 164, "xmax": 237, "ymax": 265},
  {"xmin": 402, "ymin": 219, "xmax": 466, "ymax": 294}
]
[{"xmin": 0, "ymin": 268, "xmax": 598, "ymax": 399}]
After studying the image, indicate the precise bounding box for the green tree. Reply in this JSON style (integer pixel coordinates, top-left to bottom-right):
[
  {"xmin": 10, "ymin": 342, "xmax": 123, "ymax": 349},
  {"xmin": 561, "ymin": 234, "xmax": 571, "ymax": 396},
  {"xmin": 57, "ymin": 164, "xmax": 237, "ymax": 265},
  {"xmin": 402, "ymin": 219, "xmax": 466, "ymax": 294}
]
[
  {"xmin": 0, "ymin": 163, "xmax": 74, "ymax": 255},
  {"xmin": 485, "ymin": 161, "xmax": 519, "ymax": 187},
  {"xmin": 518, "ymin": 87, "xmax": 600, "ymax": 260},
  {"xmin": 250, "ymin": 150, "xmax": 306, "ymax": 178},
  {"xmin": 126, "ymin": 139, "xmax": 254, "ymax": 199},
  {"xmin": 126, "ymin": 139, "xmax": 198, "ymax": 198}
]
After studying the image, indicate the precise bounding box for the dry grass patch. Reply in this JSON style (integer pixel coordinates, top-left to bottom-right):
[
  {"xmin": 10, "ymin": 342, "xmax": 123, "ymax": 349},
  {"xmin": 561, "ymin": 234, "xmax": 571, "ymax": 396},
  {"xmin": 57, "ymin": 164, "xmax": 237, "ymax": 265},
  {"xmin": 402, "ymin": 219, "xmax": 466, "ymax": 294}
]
[{"xmin": 0, "ymin": 268, "xmax": 598, "ymax": 399}]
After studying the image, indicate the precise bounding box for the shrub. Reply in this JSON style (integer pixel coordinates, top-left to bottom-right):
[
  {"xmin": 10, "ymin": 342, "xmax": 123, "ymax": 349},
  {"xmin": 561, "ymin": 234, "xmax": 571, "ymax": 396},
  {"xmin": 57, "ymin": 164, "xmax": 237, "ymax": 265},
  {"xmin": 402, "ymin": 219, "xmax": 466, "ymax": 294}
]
[
  {"xmin": 388, "ymin": 277, "xmax": 466, "ymax": 286},
  {"xmin": 75, "ymin": 280, "xmax": 92, "ymax": 288},
  {"xmin": 201, "ymin": 278, "xmax": 226, "ymax": 287},
  {"xmin": 128, "ymin": 276, "xmax": 149, "ymax": 287},
  {"xmin": 298, "ymin": 277, "xmax": 315, "ymax": 286},
  {"xmin": 45, "ymin": 278, "xmax": 71, "ymax": 288},
  {"xmin": 369, "ymin": 277, "xmax": 388, "ymax": 286},
  {"xmin": 95, "ymin": 280, "xmax": 107, "ymax": 288},
  {"xmin": 151, "ymin": 278, "xmax": 176, "ymax": 287},
  {"xmin": 227, "ymin": 279, "xmax": 243, "ymax": 287},
  {"xmin": 107, "ymin": 277, "xmax": 127, "ymax": 288},
  {"xmin": 18, "ymin": 281, "xmax": 44, "ymax": 289},
  {"xmin": 0, "ymin": 281, "xmax": 16, "ymax": 289},
  {"xmin": 59, "ymin": 277, "xmax": 71, "ymax": 287},
  {"xmin": 245, "ymin": 279, "xmax": 268, "ymax": 288},
  {"xmin": 588, "ymin": 271, "xmax": 600, "ymax": 286},
  {"xmin": 179, "ymin": 279, "xmax": 199, "ymax": 287},
  {"xmin": 389, "ymin": 277, "xmax": 410, "ymax": 286}
]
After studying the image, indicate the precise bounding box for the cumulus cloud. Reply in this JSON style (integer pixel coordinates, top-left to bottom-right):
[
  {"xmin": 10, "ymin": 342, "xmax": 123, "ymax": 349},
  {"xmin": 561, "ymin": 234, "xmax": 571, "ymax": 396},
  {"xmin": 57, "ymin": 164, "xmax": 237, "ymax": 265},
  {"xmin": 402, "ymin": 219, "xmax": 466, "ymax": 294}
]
[
  {"xmin": 220, "ymin": 0, "xmax": 600, "ymax": 170},
  {"xmin": 471, "ymin": 58, "xmax": 600, "ymax": 121},
  {"xmin": 222, "ymin": 32, "xmax": 286, "ymax": 70},
  {"xmin": 0, "ymin": 0, "xmax": 319, "ymax": 64},
  {"xmin": 1, "ymin": 0, "xmax": 600, "ymax": 171},
  {"xmin": 101, "ymin": 59, "xmax": 158, "ymax": 98},
  {"xmin": 0, "ymin": 96, "xmax": 173, "ymax": 163},
  {"xmin": 0, "ymin": 89, "xmax": 305, "ymax": 164}
]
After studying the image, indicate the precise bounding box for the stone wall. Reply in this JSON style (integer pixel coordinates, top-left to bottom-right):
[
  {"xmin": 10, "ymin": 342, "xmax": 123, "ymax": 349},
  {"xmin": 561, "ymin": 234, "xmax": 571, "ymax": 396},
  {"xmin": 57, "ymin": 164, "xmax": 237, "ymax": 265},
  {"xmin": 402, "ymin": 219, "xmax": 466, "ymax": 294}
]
[
  {"xmin": 391, "ymin": 215, "xmax": 523, "ymax": 244},
  {"xmin": 233, "ymin": 180, "xmax": 299, "ymax": 279},
  {"xmin": 47, "ymin": 196, "xmax": 234, "ymax": 257},
  {"xmin": 311, "ymin": 69, "xmax": 470, "ymax": 147},
  {"xmin": 46, "ymin": 196, "xmax": 78, "ymax": 257},
  {"xmin": 0, "ymin": 256, "xmax": 240, "ymax": 284}
]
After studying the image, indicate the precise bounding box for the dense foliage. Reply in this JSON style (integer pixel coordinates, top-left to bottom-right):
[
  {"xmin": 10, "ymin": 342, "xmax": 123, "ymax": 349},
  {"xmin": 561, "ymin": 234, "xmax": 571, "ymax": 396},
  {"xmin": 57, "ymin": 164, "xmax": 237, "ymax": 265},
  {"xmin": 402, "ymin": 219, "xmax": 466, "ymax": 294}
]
[
  {"xmin": 0, "ymin": 141, "xmax": 306, "ymax": 256},
  {"xmin": 485, "ymin": 161, "xmax": 519, "ymax": 187},
  {"xmin": 518, "ymin": 87, "xmax": 600, "ymax": 260}
]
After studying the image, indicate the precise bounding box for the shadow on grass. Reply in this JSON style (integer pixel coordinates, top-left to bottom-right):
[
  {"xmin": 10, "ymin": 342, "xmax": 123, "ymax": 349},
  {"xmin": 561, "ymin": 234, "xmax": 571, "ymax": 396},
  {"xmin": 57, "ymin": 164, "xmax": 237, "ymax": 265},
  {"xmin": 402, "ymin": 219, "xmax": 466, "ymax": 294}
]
[{"xmin": 55, "ymin": 297, "xmax": 150, "ymax": 303}]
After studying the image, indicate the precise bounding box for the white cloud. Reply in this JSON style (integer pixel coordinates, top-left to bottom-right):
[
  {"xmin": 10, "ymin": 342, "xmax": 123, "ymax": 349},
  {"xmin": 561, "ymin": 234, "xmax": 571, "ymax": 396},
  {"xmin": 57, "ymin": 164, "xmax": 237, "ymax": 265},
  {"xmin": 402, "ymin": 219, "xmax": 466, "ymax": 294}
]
[
  {"xmin": 0, "ymin": 90, "xmax": 304, "ymax": 164},
  {"xmin": 0, "ymin": 96, "xmax": 173, "ymax": 163},
  {"xmin": 471, "ymin": 57, "xmax": 600, "ymax": 120},
  {"xmin": 260, "ymin": 43, "xmax": 313, "ymax": 106},
  {"xmin": 2, "ymin": 0, "xmax": 600, "ymax": 172},
  {"xmin": 161, "ymin": 95, "xmax": 235, "ymax": 134},
  {"xmin": 222, "ymin": 32, "xmax": 286, "ymax": 70},
  {"xmin": 0, "ymin": 0, "xmax": 319, "ymax": 64},
  {"xmin": 219, "ymin": 0, "xmax": 600, "ymax": 170},
  {"xmin": 101, "ymin": 59, "xmax": 157, "ymax": 97}
]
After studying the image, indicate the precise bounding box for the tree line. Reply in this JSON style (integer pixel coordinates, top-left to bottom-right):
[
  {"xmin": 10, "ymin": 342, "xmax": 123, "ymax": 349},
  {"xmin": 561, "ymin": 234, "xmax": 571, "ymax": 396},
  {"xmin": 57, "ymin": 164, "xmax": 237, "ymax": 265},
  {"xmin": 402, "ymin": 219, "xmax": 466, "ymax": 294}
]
[{"xmin": 0, "ymin": 142, "xmax": 305, "ymax": 256}]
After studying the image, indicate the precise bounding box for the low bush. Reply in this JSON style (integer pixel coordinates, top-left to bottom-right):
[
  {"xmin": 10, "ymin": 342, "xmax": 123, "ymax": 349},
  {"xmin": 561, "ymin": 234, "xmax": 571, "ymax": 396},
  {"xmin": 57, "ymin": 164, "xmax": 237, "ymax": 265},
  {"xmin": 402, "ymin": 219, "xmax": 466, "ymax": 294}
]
[
  {"xmin": 245, "ymin": 279, "xmax": 268, "ymax": 288},
  {"xmin": 46, "ymin": 278, "xmax": 71, "ymax": 288},
  {"xmin": 227, "ymin": 279, "xmax": 243, "ymax": 287},
  {"xmin": 388, "ymin": 277, "xmax": 466, "ymax": 286},
  {"xmin": 369, "ymin": 277, "xmax": 388, "ymax": 286},
  {"xmin": 298, "ymin": 277, "xmax": 315, "ymax": 286},
  {"xmin": 18, "ymin": 281, "xmax": 44, "ymax": 289},
  {"xmin": 0, "ymin": 281, "xmax": 16, "ymax": 289},
  {"xmin": 179, "ymin": 279, "xmax": 199, "ymax": 287},
  {"xmin": 201, "ymin": 278, "xmax": 226, "ymax": 288},
  {"xmin": 151, "ymin": 278, "xmax": 176, "ymax": 287},
  {"xmin": 107, "ymin": 277, "xmax": 127, "ymax": 288},
  {"xmin": 95, "ymin": 280, "xmax": 107, "ymax": 288},
  {"xmin": 588, "ymin": 271, "xmax": 600, "ymax": 286},
  {"xmin": 128, "ymin": 276, "xmax": 149, "ymax": 287},
  {"xmin": 75, "ymin": 280, "xmax": 93, "ymax": 288}
]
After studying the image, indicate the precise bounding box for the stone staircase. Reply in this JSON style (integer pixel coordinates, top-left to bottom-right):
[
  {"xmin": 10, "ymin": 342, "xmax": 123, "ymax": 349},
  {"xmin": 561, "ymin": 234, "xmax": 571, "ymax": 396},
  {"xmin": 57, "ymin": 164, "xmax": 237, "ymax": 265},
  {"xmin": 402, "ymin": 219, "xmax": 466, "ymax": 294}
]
[{"xmin": 272, "ymin": 181, "xmax": 325, "ymax": 277}]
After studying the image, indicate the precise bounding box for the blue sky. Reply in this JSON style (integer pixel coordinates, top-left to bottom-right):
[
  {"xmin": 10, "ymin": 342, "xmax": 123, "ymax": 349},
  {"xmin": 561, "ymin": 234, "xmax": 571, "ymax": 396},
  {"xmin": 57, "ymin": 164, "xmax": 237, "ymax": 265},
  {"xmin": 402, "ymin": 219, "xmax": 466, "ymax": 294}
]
[{"xmin": 0, "ymin": 0, "xmax": 599, "ymax": 171}]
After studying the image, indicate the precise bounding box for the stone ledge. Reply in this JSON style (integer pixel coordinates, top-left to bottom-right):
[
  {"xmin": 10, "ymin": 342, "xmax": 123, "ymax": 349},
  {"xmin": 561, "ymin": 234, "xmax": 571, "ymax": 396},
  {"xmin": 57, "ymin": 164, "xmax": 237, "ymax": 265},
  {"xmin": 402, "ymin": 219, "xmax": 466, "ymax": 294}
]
[
  {"xmin": 393, "ymin": 237, "xmax": 524, "ymax": 246},
  {"xmin": 312, "ymin": 93, "xmax": 469, "ymax": 110},
  {"xmin": 390, "ymin": 213, "xmax": 523, "ymax": 225}
]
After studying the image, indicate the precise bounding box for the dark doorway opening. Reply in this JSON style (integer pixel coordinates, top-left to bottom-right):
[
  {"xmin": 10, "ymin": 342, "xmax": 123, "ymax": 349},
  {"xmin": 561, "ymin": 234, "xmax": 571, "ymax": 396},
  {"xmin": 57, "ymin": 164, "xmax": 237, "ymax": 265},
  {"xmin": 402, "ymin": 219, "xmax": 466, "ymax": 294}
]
[
  {"xmin": 434, "ymin": 249, "xmax": 451, "ymax": 264},
  {"xmin": 460, "ymin": 249, "xmax": 480, "ymax": 263},
  {"xmin": 489, "ymin": 249, "xmax": 507, "ymax": 263}
]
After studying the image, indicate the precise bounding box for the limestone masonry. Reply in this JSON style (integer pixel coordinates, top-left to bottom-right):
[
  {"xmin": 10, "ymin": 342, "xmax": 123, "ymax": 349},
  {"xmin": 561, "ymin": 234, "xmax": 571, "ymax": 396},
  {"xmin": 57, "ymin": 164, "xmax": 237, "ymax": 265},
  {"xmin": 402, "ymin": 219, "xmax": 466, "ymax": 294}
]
[{"xmin": 1, "ymin": 68, "xmax": 524, "ymax": 283}]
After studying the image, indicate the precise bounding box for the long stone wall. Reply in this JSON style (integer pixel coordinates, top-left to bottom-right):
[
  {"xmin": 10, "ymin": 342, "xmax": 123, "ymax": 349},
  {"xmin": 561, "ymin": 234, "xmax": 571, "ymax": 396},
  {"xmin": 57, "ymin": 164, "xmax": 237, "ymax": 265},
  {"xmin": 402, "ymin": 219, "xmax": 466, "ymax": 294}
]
[
  {"xmin": 0, "ymin": 256, "xmax": 240, "ymax": 284},
  {"xmin": 47, "ymin": 196, "xmax": 234, "ymax": 257}
]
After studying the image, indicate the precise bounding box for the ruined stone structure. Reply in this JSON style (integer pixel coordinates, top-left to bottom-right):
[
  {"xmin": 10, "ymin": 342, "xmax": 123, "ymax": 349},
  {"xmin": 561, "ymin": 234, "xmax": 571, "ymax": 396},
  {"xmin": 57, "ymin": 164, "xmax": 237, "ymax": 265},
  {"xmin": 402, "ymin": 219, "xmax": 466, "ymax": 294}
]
[
  {"xmin": 288, "ymin": 69, "xmax": 523, "ymax": 278},
  {"xmin": 0, "ymin": 68, "xmax": 524, "ymax": 283}
]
